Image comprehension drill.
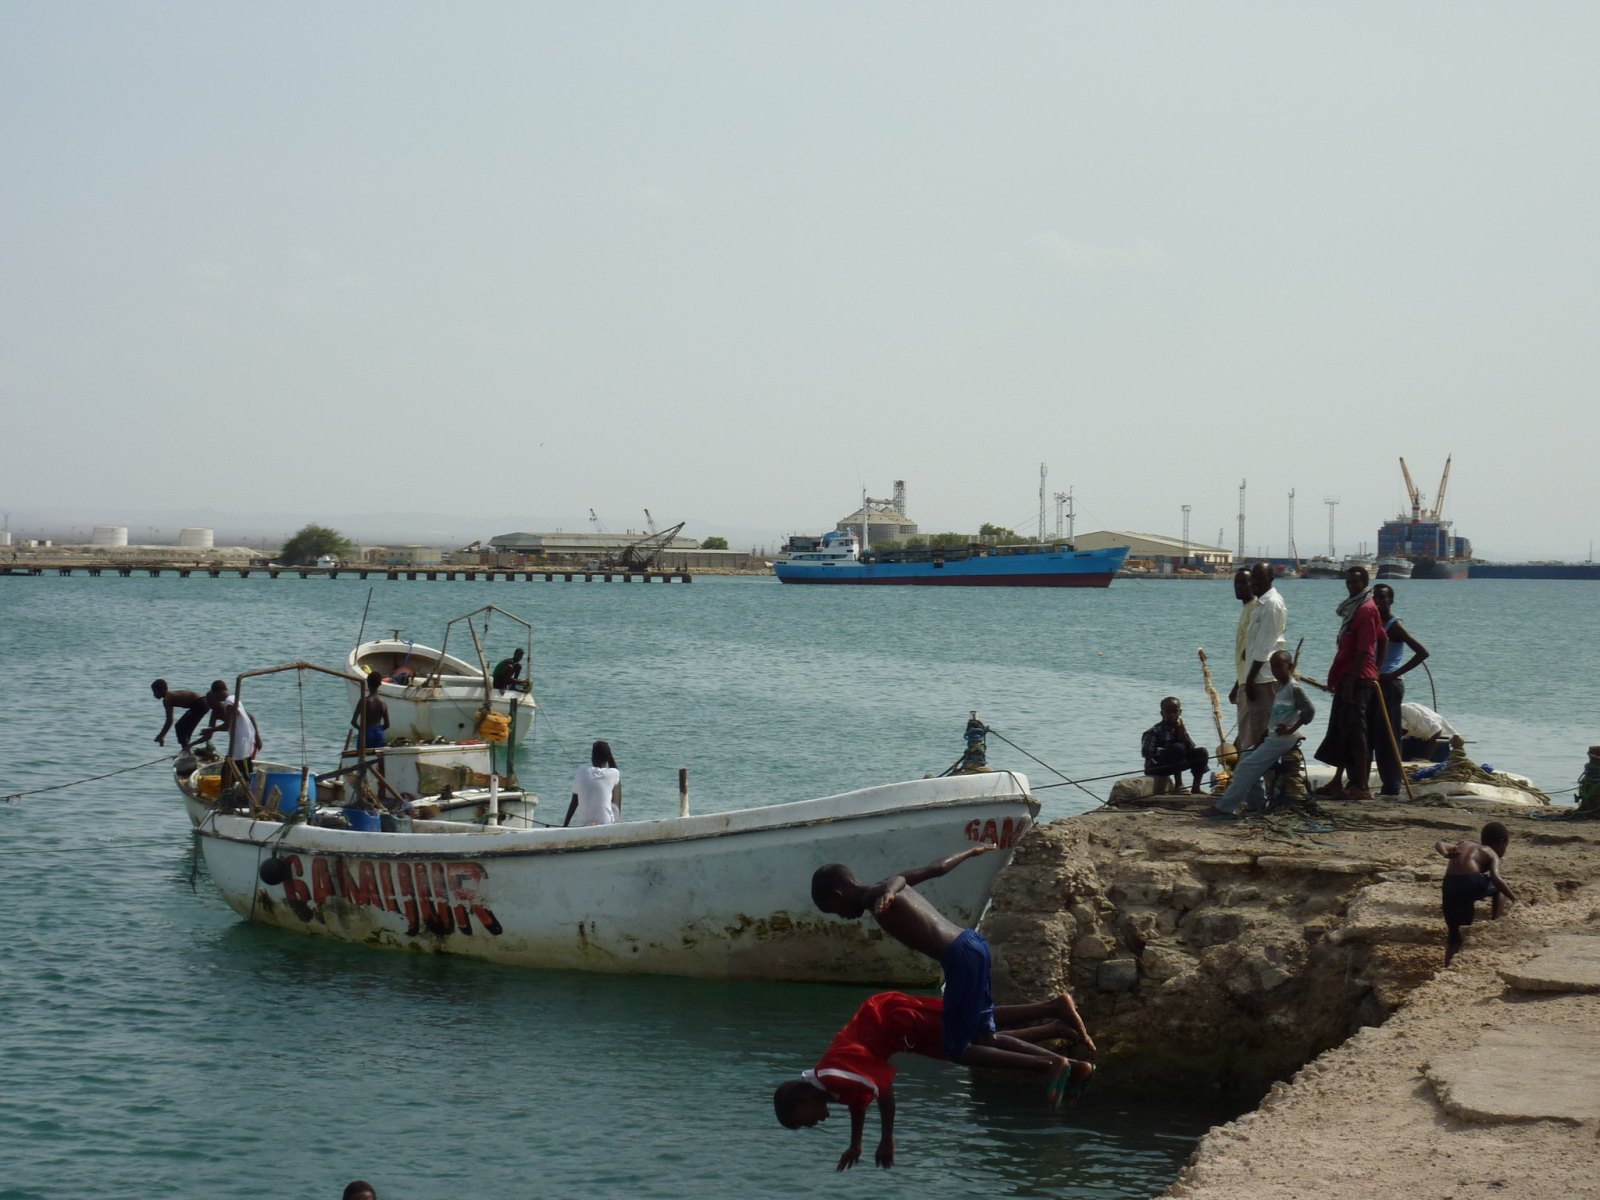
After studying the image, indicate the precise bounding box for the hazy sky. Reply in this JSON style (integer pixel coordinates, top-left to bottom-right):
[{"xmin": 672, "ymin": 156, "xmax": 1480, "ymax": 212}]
[{"xmin": 3, "ymin": 3, "xmax": 1596, "ymax": 557}]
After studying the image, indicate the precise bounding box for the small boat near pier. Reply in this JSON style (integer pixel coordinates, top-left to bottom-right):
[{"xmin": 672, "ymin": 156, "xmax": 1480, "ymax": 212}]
[{"xmin": 348, "ymin": 605, "xmax": 534, "ymax": 745}]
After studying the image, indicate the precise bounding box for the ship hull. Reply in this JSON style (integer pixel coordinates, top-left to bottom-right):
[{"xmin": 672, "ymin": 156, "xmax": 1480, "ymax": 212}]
[
  {"xmin": 1469, "ymin": 563, "xmax": 1600, "ymax": 580},
  {"xmin": 774, "ymin": 546, "xmax": 1128, "ymax": 587},
  {"xmin": 1408, "ymin": 557, "xmax": 1470, "ymax": 580}
]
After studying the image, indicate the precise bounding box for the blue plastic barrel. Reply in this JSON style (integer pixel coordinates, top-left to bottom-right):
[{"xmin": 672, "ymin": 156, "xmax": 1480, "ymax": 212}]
[
  {"xmin": 343, "ymin": 807, "xmax": 382, "ymax": 833},
  {"xmin": 254, "ymin": 770, "xmax": 305, "ymax": 815}
]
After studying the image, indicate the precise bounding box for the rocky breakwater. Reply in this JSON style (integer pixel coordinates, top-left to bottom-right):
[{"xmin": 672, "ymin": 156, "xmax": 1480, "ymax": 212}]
[{"xmin": 982, "ymin": 794, "xmax": 1600, "ymax": 1098}]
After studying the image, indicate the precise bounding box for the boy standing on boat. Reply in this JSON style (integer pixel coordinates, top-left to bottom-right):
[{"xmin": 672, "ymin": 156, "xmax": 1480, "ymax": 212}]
[
  {"xmin": 352, "ymin": 671, "xmax": 389, "ymax": 752},
  {"xmin": 810, "ymin": 847, "xmax": 1091, "ymax": 1107},
  {"xmin": 774, "ymin": 990, "xmax": 1096, "ymax": 1169}
]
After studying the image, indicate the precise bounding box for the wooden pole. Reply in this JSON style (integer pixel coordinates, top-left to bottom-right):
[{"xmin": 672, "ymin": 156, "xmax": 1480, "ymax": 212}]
[
  {"xmin": 1371, "ymin": 680, "xmax": 1415, "ymax": 800},
  {"xmin": 678, "ymin": 768, "xmax": 689, "ymax": 817},
  {"xmin": 1197, "ymin": 648, "xmax": 1234, "ymax": 766}
]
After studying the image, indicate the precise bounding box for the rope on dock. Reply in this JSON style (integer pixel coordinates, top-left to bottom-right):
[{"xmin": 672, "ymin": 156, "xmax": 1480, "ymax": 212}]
[
  {"xmin": 983, "ymin": 727, "xmax": 1108, "ymax": 804},
  {"xmin": 3, "ymin": 754, "xmax": 177, "ymax": 803}
]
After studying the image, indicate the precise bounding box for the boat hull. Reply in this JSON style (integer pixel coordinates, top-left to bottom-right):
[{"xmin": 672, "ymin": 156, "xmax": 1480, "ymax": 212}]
[
  {"xmin": 1408, "ymin": 557, "xmax": 1470, "ymax": 581},
  {"xmin": 193, "ymin": 773, "xmax": 1038, "ymax": 983},
  {"xmin": 774, "ymin": 547, "xmax": 1128, "ymax": 587},
  {"xmin": 1375, "ymin": 557, "xmax": 1413, "ymax": 580}
]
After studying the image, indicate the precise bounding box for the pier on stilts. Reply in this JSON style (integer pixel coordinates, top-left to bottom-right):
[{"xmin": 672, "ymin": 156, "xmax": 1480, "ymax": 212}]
[{"xmin": 0, "ymin": 562, "xmax": 692, "ymax": 583}]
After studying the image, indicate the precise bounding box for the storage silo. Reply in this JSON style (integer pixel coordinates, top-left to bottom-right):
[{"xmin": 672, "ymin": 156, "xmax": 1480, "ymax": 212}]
[
  {"xmin": 178, "ymin": 527, "xmax": 215, "ymax": 550},
  {"xmin": 91, "ymin": 525, "xmax": 129, "ymax": 547}
]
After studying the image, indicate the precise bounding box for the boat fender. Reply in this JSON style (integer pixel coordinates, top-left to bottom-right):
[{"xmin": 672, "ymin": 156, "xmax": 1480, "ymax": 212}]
[{"xmin": 259, "ymin": 857, "xmax": 291, "ymax": 886}]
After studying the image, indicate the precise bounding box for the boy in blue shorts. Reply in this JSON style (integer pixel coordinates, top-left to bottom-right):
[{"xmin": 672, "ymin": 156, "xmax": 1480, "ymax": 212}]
[
  {"xmin": 811, "ymin": 846, "xmax": 1094, "ymax": 1107},
  {"xmin": 774, "ymin": 990, "xmax": 1095, "ymax": 1171}
]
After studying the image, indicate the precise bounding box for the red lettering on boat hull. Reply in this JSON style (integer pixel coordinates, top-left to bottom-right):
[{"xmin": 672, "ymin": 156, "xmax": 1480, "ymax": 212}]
[{"xmin": 268, "ymin": 855, "xmax": 502, "ymax": 939}]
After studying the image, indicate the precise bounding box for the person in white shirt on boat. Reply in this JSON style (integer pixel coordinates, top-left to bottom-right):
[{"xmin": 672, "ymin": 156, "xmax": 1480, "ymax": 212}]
[
  {"xmin": 195, "ymin": 679, "xmax": 262, "ymax": 789},
  {"xmin": 564, "ymin": 740, "xmax": 622, "ymax": 826}
]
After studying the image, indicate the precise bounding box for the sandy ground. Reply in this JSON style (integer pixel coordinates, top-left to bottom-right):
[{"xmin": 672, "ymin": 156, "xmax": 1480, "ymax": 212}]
[{"xmin": 1164, "ymin": 857, "xmax": 1600, "ymax": 1200}]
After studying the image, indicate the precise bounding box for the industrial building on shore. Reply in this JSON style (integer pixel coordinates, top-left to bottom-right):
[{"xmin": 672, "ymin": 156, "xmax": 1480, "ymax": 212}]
[{"xmin": 1074, "ymin": 530, "xmax": 1233, "ymax": 569}]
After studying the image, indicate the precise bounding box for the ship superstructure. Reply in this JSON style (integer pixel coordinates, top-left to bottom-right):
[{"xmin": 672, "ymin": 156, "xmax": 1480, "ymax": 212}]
[{"xmin": 1377, "ymin": 456, "xmax": 1471, "ymax": 580}]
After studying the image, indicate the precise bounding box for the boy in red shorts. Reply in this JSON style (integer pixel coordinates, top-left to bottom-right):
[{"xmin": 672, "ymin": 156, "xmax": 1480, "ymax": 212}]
[
  {"xmin": 812, "ymin": 845, "xmax": 1090, "ymax": 1096},
  {"xmin": 774, "ymin": 990, "xmax": 1095, "ymax": 1170}
]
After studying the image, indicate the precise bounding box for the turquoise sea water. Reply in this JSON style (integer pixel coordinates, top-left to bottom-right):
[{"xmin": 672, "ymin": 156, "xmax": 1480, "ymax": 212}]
[{"xmin": 1, "ymin": 576, "xmax": 1592, "ymax": 1199}]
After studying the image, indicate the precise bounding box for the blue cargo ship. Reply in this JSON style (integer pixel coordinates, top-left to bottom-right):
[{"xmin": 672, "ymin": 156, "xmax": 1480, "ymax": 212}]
[{"xmin": 773, "ymin": 530, "xmax": 1129, "ymax": 587}]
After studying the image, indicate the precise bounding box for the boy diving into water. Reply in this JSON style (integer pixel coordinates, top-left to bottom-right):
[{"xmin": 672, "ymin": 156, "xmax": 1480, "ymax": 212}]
[
  {"xmin": 810, "ymin": 846, "xmax": 1094, "ymax": 1116},
  {"xmin": 774, "ymin": 990, "xmax": 1096, "ymax": 1170}
]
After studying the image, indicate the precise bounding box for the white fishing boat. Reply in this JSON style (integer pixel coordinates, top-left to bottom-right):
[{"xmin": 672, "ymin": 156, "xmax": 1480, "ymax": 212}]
[
  {"xmin": 186, "ymin": 770, "xmax": 1039, "ymax": 983},
  {"xmin": 347, "ymin": 605, "xmax": 534, "ymax": 746}
]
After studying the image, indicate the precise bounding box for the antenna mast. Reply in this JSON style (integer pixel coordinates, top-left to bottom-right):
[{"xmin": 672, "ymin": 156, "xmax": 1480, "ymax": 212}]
[
  {"xmin": 1038, "ymin": 464, "xmax": 1047, "ymax": 544},
  {"xmin": 1236, "ymin": 479, "xmax": 1246, "ymax": 563},
  {"xmin": 1324, "ymin": 496, "xmax": 1340, "ymax": 558},
  {"xmin": 1181, "ymin": 504, "xmax": 1191, "ymax": 562}
]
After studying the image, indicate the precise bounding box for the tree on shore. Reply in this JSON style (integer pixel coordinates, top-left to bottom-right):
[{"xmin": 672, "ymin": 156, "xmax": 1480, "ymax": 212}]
[
  {"xmin": 978, "ymin": 523, "xmax": 1027, "ymax": 544},
  {"xmin": 279, "ymin": 523, "xmax": 355, "ymax": 565},
  {"xmin": 700, "ymin": 536, "xmax": 729, "ymax": 550}
]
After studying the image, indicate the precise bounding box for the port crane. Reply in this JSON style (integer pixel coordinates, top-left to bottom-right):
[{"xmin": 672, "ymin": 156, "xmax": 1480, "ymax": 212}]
[
  {"xmin": 1398, "ymin": 455, "xmax": 1453, "ymax": 521},
  {"xmin": 617, "ymin": 518, "xmax": 685, "ymax": 570}
]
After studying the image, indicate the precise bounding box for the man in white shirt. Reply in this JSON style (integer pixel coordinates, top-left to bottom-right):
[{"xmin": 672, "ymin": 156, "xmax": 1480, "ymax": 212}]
[
  {"xmin": 1235, "ymin": 561, "xmax": 1288, "ymax": 749},
  {"xmin": 196, "ymin": 679, "xmax": 263, "ymax": 789}
]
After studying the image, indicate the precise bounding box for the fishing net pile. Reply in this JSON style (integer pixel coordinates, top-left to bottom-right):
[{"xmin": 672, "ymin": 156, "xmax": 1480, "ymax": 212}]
[{"xmin": 1409, "ymin": 747, "xmax": 1551, "ymax": 806}]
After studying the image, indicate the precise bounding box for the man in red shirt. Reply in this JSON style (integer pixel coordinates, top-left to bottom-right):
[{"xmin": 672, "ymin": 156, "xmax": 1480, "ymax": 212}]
[
  {"xmin": 773, "ymin": 991, "xmax": 1095, "ymax": 1171},
  {"xmin": 1314, "ymin": 564, "xmax": 1385, "ymax": 801}
]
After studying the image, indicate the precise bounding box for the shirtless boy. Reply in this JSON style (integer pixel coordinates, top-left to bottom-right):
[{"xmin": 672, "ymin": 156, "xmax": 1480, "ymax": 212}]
[
  {"xmin": 1434, "ymin": 821, "xmax": 1516, "ymax": 965},
  {"xmin": 774, "ymin": 989, "xmax": 1096, "ymax": 1171},
  {"xmin": 810, "ymin": 846, "xmax": 1094, "ymax": 1106},
  {"xmin": 352, "ymin": 672, "xmax": 390, "ymax": 752},
  {"xmin": 151, "ymin": 680, "xmax": 210, "ymax": 751}
]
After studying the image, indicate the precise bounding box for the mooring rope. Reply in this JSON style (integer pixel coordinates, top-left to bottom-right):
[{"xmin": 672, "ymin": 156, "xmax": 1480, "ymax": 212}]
[
  {"xmin": 4, "ymin": 754, "xmax": 176, "ymax": 803},
  {"xmin": 983, "ymin": 727, "xmax": 1106, "ymax": 804}
]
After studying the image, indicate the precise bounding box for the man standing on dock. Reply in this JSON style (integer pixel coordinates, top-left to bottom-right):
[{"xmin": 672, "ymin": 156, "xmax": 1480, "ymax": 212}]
[
  {"xmin": 1228, "ymin": 569, "xmax": 1255, "ymax": 743},
  {"xmin": 1238, "ymin": 562, "xmax": 1288, "ymax": 749},
  {"xmin": 1314, "ymin": 565, "xmax": 1382, "ymax": 802}
]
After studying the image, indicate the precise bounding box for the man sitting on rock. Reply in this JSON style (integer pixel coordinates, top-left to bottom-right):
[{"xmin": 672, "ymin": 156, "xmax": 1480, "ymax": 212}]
[{"xmin": 1141, "ymin": 697, "xmax": 1210, "ymax": 795}]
